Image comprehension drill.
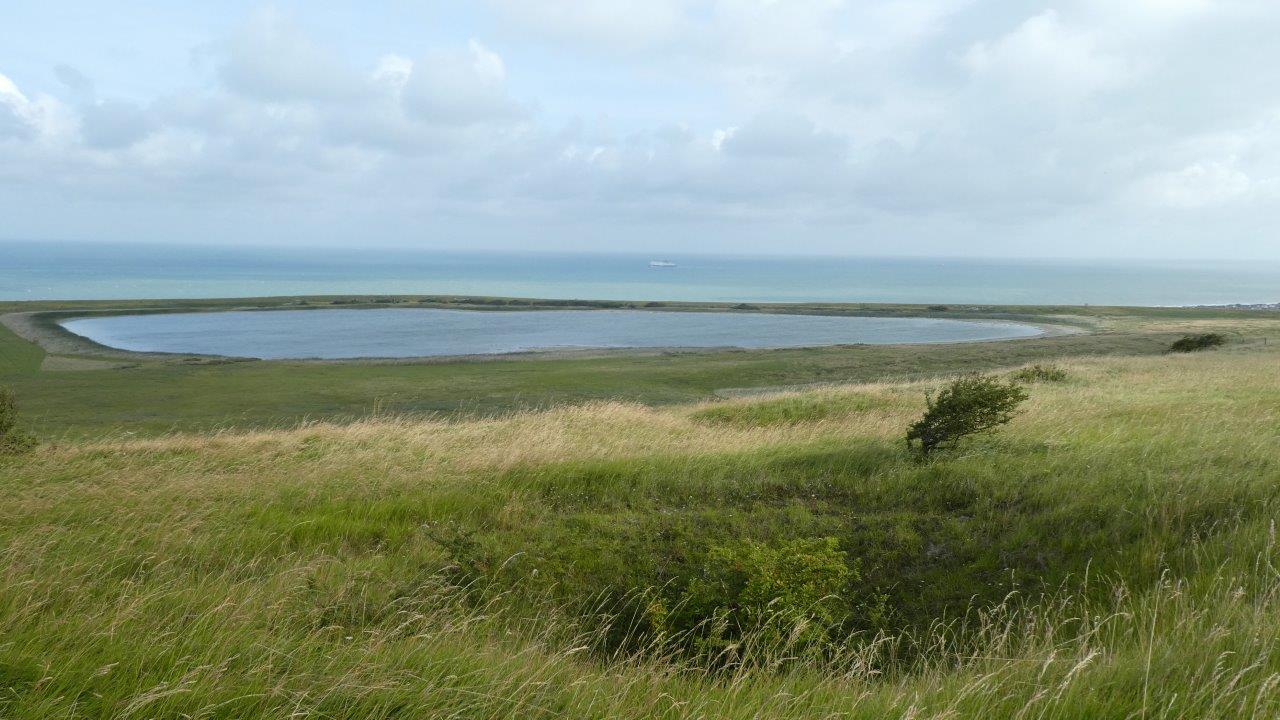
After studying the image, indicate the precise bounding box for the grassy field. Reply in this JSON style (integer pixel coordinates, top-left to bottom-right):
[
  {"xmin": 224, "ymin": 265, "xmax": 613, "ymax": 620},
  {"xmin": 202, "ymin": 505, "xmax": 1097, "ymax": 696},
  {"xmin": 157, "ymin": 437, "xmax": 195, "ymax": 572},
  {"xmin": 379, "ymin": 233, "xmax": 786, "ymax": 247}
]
[
  {"xmin": 1, "ymin": 297, "xmax": 1269, "ymax": 438},
  {"xmin": 3, "ymin": 300, "xmax": 1280, "ymax": 717}
]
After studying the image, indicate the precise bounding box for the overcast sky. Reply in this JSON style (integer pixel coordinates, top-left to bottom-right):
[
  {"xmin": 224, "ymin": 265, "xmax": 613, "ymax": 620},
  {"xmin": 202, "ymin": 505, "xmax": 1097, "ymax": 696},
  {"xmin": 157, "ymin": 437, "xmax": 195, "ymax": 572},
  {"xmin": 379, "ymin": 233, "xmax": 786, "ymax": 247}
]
[{"xmin": 2, "ymin": 1, "xmax": 1279, "ymax": 258}]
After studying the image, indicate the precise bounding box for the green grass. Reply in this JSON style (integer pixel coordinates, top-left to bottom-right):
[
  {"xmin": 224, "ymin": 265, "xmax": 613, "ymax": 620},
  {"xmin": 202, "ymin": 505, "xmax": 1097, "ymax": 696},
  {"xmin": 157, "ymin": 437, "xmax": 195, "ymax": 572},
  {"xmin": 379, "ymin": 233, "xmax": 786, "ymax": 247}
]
[
  {"xmin": 3, "ymin": 332, "xmax": 1175, "ymax": 438},
  {"xmin": 0, "ymin": 324, "xmax": 43, "ymax": 376},
  {"xmin": 4, "ymin": 313, "xmax": 1280, "ymax": 717},
  {"xmin": 690, "ymin": 390, "xmax": 890, "ymax": 426},
  {"xmin": 4, "ymin": 299, "xmax": 1280, "ymax": 717}
]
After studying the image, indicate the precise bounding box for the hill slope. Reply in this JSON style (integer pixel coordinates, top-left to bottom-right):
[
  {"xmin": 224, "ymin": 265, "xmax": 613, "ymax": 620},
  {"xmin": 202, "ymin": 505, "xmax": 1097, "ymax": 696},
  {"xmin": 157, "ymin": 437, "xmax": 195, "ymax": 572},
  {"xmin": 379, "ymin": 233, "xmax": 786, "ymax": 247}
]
[{"xmin": 3, "ymin": 344, "xmax": 1280, "ymax": 718}]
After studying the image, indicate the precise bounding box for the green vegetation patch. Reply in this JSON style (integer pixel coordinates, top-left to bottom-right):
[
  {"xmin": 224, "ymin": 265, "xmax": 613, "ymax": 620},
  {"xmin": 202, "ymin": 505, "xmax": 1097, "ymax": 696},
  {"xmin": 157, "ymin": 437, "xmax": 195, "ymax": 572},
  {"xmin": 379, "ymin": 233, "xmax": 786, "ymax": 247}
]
[
  {"xmin": 0, "ymin": 324, "xmax": 43, "ymax": 376},
  {"xmin": 0, "ymin": 387, "xmax": 35, "ymax": 454},
  {"xmin": 1009, "ymin": 363, "xmax": 1070, "ymax": 383},
  {"xmin": 1169, "ymin": 332, "xmax": 1228, "ymax": 353},
  {"xmin": 423, "ymin": 424, "xmax": 1272, "ymax": 662},
  {"xmin": 3, "ymin": 306, "xmax": 1280, "ymax": 717},
  {"xmin": 691, "ymin": 392, "xmax": 890, "ymax": 427}
]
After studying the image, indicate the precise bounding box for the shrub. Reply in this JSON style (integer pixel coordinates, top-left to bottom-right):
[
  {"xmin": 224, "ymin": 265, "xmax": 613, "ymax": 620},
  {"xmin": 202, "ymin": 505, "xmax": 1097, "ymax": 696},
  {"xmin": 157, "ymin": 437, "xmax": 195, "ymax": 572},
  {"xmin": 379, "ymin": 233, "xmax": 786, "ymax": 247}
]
[
  {"xmin": 1010, "ymin": 364, "xmax": 1069, "ymax": 383},
  {"xmin": 668, "ymin": 537, "xmax": 876, "ymax": 659},
  {"xmin": 1169, "ymin": 333, "xmax": 1226, "ymax": 353},
  {"xmin": 906, "ymin": 373, "xmax": 1028, "ymax": 457},
  {"xmin": 0, "ymin": 388, "xmax": 35, "ymax": 455}
]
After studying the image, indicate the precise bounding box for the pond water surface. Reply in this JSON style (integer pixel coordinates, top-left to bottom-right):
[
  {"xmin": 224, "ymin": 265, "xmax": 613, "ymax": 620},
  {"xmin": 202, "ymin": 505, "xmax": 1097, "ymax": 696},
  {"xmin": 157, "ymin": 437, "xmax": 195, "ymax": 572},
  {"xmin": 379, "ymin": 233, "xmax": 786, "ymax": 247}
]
[{"xmin": 61, "ymin": 308, "xmax": 1044, "ymax": 360}]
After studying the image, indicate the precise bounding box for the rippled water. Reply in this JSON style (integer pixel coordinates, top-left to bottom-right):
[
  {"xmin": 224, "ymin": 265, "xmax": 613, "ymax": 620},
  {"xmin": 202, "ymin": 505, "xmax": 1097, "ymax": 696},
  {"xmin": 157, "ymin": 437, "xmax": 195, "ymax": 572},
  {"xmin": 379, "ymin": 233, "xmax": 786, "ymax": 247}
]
[{"xmin": 61, "ymin": 309, "xmax": 1044, "ymax": 359}]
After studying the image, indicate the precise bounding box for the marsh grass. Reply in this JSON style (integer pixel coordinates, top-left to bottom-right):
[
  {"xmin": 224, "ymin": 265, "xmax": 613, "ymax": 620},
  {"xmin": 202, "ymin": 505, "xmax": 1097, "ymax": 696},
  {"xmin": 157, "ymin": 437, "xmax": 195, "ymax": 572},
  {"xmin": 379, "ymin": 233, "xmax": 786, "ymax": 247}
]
[{"xmin": 3, "ymin": 347, "xmax": 1280, "ymax": 717}]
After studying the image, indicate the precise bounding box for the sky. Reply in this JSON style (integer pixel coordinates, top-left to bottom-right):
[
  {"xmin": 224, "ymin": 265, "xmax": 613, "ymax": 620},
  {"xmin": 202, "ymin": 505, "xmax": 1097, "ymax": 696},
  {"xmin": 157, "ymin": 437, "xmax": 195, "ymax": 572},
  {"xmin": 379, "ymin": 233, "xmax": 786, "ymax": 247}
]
[{"xmin": 1, "ymin": 1, "xmax": 1279, "ymax": 259}]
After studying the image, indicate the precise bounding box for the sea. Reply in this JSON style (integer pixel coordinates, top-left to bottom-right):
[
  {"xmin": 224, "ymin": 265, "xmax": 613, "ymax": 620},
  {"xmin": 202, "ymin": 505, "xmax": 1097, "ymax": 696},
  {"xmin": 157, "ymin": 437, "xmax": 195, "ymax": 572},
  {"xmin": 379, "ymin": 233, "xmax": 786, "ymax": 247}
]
[{"xmin": 3, "ymin": 241, "xmax": 1278, "ymax": 306}]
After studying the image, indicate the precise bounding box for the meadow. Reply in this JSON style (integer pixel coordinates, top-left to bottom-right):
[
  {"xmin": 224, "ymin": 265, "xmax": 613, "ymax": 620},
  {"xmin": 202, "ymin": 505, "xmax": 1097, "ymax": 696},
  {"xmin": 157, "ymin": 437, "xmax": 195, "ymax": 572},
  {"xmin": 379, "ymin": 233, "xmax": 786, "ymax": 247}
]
[
  {"xmin": 0, "ymin": 296, "xmax": 1243, "ymax": 437},
  {"xmin": 2, "ymin": 299, "xmax": 1279, "ymax": 718}
]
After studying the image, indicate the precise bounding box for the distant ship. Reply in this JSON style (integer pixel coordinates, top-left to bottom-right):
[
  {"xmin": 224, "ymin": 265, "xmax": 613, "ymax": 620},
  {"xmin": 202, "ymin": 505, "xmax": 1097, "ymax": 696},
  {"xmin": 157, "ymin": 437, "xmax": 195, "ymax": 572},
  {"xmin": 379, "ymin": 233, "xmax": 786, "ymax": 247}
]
[{"xmin": 649, "ymin": 260, "xmax": 677, "ymax": 268}]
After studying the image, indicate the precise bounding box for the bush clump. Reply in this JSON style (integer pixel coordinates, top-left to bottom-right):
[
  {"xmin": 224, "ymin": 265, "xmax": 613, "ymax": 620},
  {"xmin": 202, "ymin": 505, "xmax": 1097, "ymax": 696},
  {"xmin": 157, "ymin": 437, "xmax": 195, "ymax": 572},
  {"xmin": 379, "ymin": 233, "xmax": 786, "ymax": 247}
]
[
  {"xmin": 906, "ymin": 373, "xmax": 1028, "ymax": 457},
  {"xmin": 1169, "ymin": 333, "xmax": 1226, "ymax": 353},
  {"xmin": 659, "ymin": 537, "xmax": 884, "ymax": 661},
  {"xmin": 0, "ymin": 388, "xmax": 35, "ymax": 454},
  {"xmin": 1010, "ymin": 364, "xmax": 1069, "ymax": 383}
]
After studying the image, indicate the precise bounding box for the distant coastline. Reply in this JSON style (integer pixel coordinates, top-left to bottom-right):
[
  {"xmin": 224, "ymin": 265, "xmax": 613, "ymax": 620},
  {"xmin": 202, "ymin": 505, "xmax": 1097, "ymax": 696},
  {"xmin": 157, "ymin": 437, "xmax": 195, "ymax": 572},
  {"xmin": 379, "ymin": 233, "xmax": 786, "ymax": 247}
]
[{"xmin": 1187, "ymin": 302, "xmax": 1280, "ymax": 311}]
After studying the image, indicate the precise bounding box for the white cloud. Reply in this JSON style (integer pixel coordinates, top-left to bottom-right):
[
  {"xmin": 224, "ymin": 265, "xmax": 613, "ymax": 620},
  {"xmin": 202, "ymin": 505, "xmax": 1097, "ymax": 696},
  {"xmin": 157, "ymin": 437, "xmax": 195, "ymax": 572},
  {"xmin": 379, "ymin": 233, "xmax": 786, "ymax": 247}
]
[
  {"xmin": 402, "ymin": 40, "xmax": 522, "ymax": 126},
  {"xmin": 81, "ymin": 99, "xmax": 155, "ymax": 149},
  {"xmin": 3, "ymin": 2, "xmax": 1280, "ymax": 257},
  {"xmin": 1127, "ymin": 112, "xmax": 1280, "ymax": 209},
  {"xmin": 721, "ymin": 111, "xmax": 845, "ymax": 160},
  {"xmin": 485, "ymin": 0, "xmax": 689, "ymax": 52},
  {"xmin": 219, "ymin": 8, "xmax": 368, "ymax": 104},
  {"xmin": 710, "ymin": 126, "xmax": 736, "ymax": 152},
  {"xmin": 963, "ymin": 10, "xmax": 1138, "ymax": 102},
  {"xmin": 1133, "ymin": 160, "xmax": 1258, "ymax": 208},
  {"xmin": 0, "ymin": 71, "xmax": 74, "ymax": 141},
  {"xmin": 0, "ymin": 73, "xmax": 36, "ymax": 139},
  {"xmin": 372, "ymin": 55, "xmax": 413, "ymax": 93}
]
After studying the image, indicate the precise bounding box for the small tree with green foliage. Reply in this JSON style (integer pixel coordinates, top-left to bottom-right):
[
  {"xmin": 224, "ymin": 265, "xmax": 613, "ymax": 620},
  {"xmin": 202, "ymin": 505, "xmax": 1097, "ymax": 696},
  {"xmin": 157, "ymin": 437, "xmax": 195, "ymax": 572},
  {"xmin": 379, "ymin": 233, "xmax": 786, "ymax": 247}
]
[
  {"xmin": 0, "ymin": 387, "xmax": 35, "ymax": 454},
  {"xmin": 906, "ymin": 373, "xmax": 1028, "ymax": 457}
]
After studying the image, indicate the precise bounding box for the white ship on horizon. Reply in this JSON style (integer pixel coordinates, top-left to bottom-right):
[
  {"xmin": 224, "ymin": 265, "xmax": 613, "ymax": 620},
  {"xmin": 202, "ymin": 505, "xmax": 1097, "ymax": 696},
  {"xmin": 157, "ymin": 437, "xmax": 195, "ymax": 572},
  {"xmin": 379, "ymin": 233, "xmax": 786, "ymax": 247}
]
[{"xmin": 649, "ymin": 260, "xmax": 677, "ymax": 268}]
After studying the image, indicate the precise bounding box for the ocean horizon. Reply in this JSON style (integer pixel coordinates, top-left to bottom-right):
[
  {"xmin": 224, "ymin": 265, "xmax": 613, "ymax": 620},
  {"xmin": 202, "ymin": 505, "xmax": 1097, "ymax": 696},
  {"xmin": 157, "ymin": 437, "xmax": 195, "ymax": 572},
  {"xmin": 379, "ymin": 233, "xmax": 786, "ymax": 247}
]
[{"xmin": 3, "ymin": 241, "xmax": 1279, "ymax": 307}]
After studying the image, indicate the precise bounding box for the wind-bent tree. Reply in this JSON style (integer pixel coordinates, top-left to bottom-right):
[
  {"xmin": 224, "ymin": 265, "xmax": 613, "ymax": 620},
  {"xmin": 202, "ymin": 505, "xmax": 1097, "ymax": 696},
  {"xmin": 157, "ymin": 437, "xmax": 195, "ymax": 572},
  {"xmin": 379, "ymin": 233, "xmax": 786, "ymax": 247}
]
[{"xmin": 906, "ymin": 373, "xmax": 1028, "ymax": 457}]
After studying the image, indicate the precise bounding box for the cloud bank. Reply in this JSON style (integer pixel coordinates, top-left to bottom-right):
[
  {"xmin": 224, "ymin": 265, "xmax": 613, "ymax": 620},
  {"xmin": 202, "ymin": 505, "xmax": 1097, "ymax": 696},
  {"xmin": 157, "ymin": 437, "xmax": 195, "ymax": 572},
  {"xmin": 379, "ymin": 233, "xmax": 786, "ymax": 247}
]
[{"xmin": 1, "ymin": 1, "xmax": 1279, "ymax": 257}]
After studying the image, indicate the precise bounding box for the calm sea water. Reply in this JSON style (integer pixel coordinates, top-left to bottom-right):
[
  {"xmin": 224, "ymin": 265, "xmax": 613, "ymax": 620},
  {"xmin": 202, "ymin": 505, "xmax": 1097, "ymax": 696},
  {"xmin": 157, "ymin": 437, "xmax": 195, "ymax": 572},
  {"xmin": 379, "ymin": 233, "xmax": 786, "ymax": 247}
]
[
  {"xmin": 3, "ymin": 241, "xmax": 1279, "ymax": 305},
  {"xmin": 61, "ymin": 309, "xmax": 1043, "ymax": 359}
]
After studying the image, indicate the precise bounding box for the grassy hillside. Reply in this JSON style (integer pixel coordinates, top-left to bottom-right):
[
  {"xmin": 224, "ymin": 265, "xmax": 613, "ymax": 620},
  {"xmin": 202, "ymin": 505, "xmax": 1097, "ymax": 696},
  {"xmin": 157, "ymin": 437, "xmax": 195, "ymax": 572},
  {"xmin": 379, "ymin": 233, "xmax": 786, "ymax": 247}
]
[{"xmin": 3, "ymin": 330, "xmax": 1280, "ymax": 717}]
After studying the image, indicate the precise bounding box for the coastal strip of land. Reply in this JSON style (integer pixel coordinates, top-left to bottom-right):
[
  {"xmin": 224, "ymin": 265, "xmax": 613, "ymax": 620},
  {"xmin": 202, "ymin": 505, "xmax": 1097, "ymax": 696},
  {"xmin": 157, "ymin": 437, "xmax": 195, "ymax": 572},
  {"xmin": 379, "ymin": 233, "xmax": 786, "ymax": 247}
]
[{"xmin": 2, "ymin": 295, "xmax": 1275, "ymax": 438}]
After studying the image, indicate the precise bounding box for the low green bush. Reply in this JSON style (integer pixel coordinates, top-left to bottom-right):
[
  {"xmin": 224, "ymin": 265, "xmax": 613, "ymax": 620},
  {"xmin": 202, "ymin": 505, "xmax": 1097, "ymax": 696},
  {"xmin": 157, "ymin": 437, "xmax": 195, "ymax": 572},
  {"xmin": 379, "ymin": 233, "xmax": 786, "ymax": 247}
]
[
  {"xmin": 906, "ymin": 373, "xmax": 1028, "ymax": 457},
  {"xmin": 658, "ymin": 537, "xmax": 884, "ymax": 661},
  {"xmin": 1169, "ymin": 333, "xmax": 1226, "ymax": 353},
  {"xmin": 1010, "ymin": 364, "xmax": 1069, "ymax": 383}
]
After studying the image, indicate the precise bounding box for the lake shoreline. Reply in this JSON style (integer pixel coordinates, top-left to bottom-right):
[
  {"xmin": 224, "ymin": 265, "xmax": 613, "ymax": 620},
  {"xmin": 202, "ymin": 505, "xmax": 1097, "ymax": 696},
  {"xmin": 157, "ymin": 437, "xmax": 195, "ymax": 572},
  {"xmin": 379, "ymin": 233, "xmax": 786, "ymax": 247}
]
[{"xmin": 4, "ymin": 297, "xmax": 1085, "ymax": 365}]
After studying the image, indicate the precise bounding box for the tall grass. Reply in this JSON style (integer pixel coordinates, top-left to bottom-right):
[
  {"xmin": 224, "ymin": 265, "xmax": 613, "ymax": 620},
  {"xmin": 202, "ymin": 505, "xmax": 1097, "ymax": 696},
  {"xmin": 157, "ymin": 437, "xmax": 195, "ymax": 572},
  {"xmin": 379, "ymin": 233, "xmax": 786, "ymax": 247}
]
[{"xmin": 3, "ymin": 347, "xmax": 1280, "ymax": 717}]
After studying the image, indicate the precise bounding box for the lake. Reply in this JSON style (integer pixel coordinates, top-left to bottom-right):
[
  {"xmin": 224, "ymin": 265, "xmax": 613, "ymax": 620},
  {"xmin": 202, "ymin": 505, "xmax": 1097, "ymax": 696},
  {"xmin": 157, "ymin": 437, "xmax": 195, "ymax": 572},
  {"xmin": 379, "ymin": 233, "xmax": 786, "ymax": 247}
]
[{"xmin": 60, "ymin": 309, "xmax": 1044, "ymax": 359}]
